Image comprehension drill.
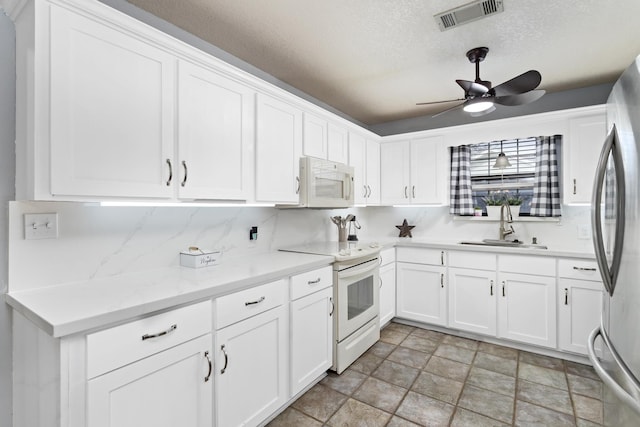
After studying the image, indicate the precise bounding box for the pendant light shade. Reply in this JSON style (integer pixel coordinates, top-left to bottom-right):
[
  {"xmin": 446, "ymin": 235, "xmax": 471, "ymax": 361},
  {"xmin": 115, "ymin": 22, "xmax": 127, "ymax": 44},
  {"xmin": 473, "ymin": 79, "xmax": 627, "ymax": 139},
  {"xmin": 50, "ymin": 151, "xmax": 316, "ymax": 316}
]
[{"xmin": 493, "ymin": 141, "xmax": 512, "ymax": 169}]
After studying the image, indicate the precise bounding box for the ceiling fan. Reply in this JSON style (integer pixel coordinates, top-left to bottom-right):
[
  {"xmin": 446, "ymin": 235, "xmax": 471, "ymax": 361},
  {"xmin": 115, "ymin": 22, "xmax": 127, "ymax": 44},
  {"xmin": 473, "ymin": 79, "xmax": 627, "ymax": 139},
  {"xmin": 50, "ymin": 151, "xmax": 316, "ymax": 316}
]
[{"xmin": 418, "ymin": 47, "xmax": 545, "ymax": 118}]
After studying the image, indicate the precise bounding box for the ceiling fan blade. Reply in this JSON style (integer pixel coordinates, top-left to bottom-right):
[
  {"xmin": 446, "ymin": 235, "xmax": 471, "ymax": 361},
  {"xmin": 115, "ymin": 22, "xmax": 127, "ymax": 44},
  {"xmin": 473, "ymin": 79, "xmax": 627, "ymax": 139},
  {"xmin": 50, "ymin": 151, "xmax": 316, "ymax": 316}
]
[
  {"xmin": 492, "ymin": 70, "xmax": 542, "ymax": 97},
  {"xmin": 431, "ymin": 102, "xmax": 466, "ymax": 118},
  {"xmin": 456, "ymin": 79, "xmax": 489, "ymax": 96},
  {"xmin": 416, "ymin": 98, "xmax": 464, "ymax": 106},
  {"xmin": 493, "ymin": 90, "xmax": 546, "ymax": 106}
]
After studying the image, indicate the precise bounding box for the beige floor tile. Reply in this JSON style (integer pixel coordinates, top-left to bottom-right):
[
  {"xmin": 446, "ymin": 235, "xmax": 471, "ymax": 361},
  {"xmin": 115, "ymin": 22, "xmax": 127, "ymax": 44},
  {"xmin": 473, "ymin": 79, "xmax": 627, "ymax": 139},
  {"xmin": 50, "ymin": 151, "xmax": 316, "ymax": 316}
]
[
  {"xmin": 326, "ymin": 398, "xmax": 392, "ymax": 427},
  {"xmin": 266, "ymin": 407, "xmax": 323, "ymax": 427},
  {"xmin": 321, "ymin": 369, "xmax": 368, "ymax": 395},
  {"xmin": 573, "ymin": 394, "xmax": 604, "ymax": 424},
  {"xmin": 410, "ymin": 328, "xmax": 445, "ymax": 342},
  {"xmin": 519, "ymin": 351, "xmax": 565, "ymax": 371},
  {"xmin": 411, "ymin": 371, "xmax": 464, "ymax": 405},
  {"xmin": 292, "ymin": 384, "xmax": 348, "ymax": 422},
  {"xmin": 386, "ymin": 322, "xmax": 416, "ymax": 335},
  {"xmin": 387, "ymin": 346, "xmax": 431, "ymax": 369},
  {"xmin": 400, "ymin": 334, "xmax": 439, "ymax": 354},
  {"xmin": 473, "ymin": 351, "xmax": 517, "ymax": 377},
  {"xmin": 381, "ymin": 328, "xmax": 411, "ymax": 345},
  {"xmin": 568, "ymin": 373, "xmax": 603, "ymax": 400},
  {"xmin": 424, "ymin": 355, "xmax": 471, "ymax": 382},
  {"xmin": 350, "ymin": 353, "xmax": 384, "ymax": 375},
  {"xmin": 372, "ymin": 360, "xmax": 420, "ymax": 389},
  {"xmin": 441, "ymin": 335, "xmax": 479, "ymax": 351},
  {"xmin": 515, "ymin": 400, "xmax": 575, "ymax": 426},
  {"xmin": 366, "ymin": 341, "xmax": 397, "ymax": 359},
  {"xmin": 458, "ymin": 384, "xmax": 514, "ymax": 424},
  {"xmin": 566, "ymin": 360, "xmax": 600, "ymax": 380},
  {"xmin": 477, "ymin": 341, "xmax": 519, "ymax": 361},
  {"xmin": 518, "ymin": 362, "xmax": 569, "ymax": 390},
  {"xmin": 433, "ymin": 343, "xmax": 476, "ymax": 364},
  {"xmin": 576, "ymin": 417, "xmax": 603, "ymax": 427},
  {"xmin": 450, "ymin": 408, "xmax": 510, "ymax": 427},
  {"xmin": 517, "ymin": 379, "xmax": 573, "ymax": 415},
  {"xmin": 353, "ymin": 376, "xmax": 408, "ymax": 413},
  {"xmin": 387, "ymin": 415, "xmax": 421, "ymax": 426},
  {"xmin": 396, "ymin": 391, "xmax": 455, "ymax": 426},
  {"xmin": 467, "ymin": 366, "xmax": 516, "ymax": 397}
]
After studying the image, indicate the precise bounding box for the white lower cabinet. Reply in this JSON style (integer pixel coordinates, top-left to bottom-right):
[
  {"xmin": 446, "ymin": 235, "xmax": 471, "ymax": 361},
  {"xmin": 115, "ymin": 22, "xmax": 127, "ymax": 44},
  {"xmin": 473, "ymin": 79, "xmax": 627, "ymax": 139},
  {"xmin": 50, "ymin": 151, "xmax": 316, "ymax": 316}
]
[
  {"xmin": 448, "ymin": 268, "xmax": 497, "ymax": 336},
  {"xmin": 215, "ymin": 305, "xmax": 288, "ymax": 427},
  {"xmin": 396, "ymin": 262, "xmax": 447, "ymax": 326},
  {"xmin": 379, "ymin": 259, "xmax": 397, "ymax": 328},
  {"xmin": 87, "ymin": 334, "xmax": 212, "ymax": 427}
]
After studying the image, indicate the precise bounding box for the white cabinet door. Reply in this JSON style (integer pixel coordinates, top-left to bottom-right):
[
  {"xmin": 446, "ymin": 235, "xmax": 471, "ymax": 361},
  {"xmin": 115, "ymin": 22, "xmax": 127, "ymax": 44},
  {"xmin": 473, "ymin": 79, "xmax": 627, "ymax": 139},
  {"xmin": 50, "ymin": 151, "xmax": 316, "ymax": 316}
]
[
  {"xmin": 87, "ymin": 334, "xmax": 212, "ymax": 427},
  {"xmin": 565, "ymin": 113, "xmax": 606, "ymax": 204},
  {"xmin": 303, "ymin": 112, "xmax": 327, "ymax": 159},
  {"xmin": 396, "ymin": 262, "xmax": 447, "ymax": 326},
  {"xmin": 558, "ymin": 278, "xmax": 603, "ymax": 355},
  {"xmin": 177, "ymin": 60, "xmax": 253, "ymax": 200},
  {"xmin": 255, "ymin": 94, "xmax": 303, "ymax": 203},
  {"xmin": 410, "ymin": 136, "xmax": 444, "ymax": 204},
  {"xmin": 49, "ymin": 5, "xmax": 175, "ymax": 198},
  {"xmin": 380, "ymin": 142, "xmax": 410, "ymax": 205},
  {"xmin": 349, "ymin": 132, "xmax": 368, "ymax": 205},
  {"xmin": 366, "ymin": 140, "xmax": 381, "ymax": 205},
  {"xmin": 448, "ymin": 268, "xmax": 497, "ymax": 336},
  {"xmin": 497, "ymin": 272, "xmax": 557, "ymax": 348},
  {"xmin": 327, "ymin": 123, "xmax": 349, "ymax": 164},
  {"xmin": 215, "ymin": 306, "xmax": 288, "ymax": 427},
  {"xmin": 290, "ymin": 287, "xmax": 333, "ymax": 396},
  {"xmin": 379, "ymin": 262, "xmax": 396, "ymax": 328}
]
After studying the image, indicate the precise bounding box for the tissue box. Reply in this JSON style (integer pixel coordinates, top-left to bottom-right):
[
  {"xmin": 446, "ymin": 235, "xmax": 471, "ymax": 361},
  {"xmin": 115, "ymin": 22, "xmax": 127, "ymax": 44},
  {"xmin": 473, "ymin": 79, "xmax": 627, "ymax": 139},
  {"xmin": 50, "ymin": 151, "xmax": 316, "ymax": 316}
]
[{"xmin": 180, "ymin": 248, "xmax": 220, "ymax": 268}]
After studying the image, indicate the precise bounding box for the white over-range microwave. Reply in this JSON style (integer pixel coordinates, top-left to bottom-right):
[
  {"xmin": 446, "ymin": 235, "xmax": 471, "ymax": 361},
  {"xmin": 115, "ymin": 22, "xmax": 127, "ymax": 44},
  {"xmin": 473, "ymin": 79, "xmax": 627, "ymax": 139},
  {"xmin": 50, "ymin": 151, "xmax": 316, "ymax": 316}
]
[{"xmin": 297, "ymin": 157, "xmax": 354, "ymax": 208}]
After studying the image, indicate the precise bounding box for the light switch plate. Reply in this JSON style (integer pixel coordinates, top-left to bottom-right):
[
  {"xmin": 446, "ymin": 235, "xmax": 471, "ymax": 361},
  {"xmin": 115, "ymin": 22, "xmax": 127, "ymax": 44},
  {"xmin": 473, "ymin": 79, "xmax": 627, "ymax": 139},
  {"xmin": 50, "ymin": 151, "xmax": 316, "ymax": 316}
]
[{"xmin": 24, "ymin": 213, "xmax": 59, "ymax": 240}]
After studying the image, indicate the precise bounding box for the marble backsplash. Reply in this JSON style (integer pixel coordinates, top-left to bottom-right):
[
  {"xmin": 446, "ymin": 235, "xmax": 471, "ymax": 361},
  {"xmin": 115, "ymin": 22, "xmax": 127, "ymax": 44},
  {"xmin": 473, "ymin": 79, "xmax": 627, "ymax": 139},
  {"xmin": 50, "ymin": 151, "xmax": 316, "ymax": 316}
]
[{"xmin": 8, "ymin": 201, "xmax": 594, "ymax": 293}]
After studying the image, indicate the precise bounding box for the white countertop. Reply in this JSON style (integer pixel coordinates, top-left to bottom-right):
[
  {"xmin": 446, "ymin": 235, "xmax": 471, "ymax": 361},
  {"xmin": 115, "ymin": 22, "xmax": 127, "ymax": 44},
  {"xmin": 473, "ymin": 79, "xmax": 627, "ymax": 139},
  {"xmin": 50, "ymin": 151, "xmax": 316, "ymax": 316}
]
[{"xmin": 5, "ymin": 251, "xmax": 333, "ymax": 338}]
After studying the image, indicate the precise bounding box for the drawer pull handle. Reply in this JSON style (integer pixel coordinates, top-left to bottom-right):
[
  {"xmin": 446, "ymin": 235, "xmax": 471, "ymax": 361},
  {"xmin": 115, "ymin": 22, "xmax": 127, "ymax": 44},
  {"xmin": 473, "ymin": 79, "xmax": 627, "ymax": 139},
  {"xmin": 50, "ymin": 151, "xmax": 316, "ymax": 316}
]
[
  {"xmin": 220, "ymin": 344, "xmax": 228, "ymax": 374},
  {"xmin": 141, "ymin": 324, "xmax": 177, "ymax": 341},
  {"xmin": 573, "ymin": 266, "xmax": 597, "ymax": 271},
  {"xmin": 441, "ymin": 251, "xmax": 444, "ymax": 266},
  {"xmin": 440, "ymin": 273, "xmax": 444, "ymax": 288},
  {"xmin": 565, "ymin": 288, "xmax": 569, "ymax": 305},
  {"xmin": 573, "ymin": 178, "xmax": 577, "ymax": 195},
  {"xmin": 245, "ymin": 296, "xmax": 266, "ymax": 306},
  {"xmin": 329, "ymin": 297, "xmax": 334, "ymax": 316},
  {"xmin": 502, "ymin": 281, "xmax": 506, "ymax": 297},
  {"xmin": 204, "ymin": 351, "xmax": 212, "ymax": 382},
  {"xmin": 490, "ymin": 280, "xmax": 494, "ymax": 296},
  {"xmin": 166, "ymin": 159, "xmax": 173, "ymax": 186},
  {"xmin": 308, "ymin": 277, "xmax": 322, "ymax": 285}
]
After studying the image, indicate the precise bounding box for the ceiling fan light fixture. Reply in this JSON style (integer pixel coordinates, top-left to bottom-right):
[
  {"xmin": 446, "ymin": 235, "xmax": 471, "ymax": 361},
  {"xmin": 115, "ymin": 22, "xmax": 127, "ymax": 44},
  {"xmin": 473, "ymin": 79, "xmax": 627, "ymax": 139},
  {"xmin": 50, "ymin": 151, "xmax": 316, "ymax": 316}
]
[{"xmin": 463, "ymin": 100, "xmax": 494, "ymax": 113}]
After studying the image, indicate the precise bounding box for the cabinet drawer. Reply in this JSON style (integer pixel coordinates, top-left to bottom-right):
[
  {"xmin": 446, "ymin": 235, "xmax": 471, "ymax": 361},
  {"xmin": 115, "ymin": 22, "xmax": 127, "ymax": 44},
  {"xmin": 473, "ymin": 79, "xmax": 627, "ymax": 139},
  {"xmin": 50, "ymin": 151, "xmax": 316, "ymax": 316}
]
[
  {"xmin": 558, "ymin": 259, "xmax": 601, "ymax": 281},
  {"xmin": 87, "ymin": 300, "xmax": 212, "ymax": 379},
  {"xmin": 498, "ymin": 254, "xmax": 556, "ymax": 277},
  {"xmin": 449, "ymin": 251, "xmax": 497, "ymax": 270},
  {"xmin": 215, "ymin": 279, "xmax": 286, "ymax": 329},
  {"xmin": 396, "ymin": 247, "xmax": 445, "ymax": 266},
  {"xmin": 379, "ymin": 247, "xmax": 396, "ymax": 266},
  {"xmin": 291, "ymin": 266, "xmax": 333, "ymax": 300}
]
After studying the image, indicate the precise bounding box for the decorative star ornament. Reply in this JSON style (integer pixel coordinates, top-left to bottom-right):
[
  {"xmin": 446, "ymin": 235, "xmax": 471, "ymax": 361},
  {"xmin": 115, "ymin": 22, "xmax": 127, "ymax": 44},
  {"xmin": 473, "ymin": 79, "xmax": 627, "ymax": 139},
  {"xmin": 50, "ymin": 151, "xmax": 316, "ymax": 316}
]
[{"xmin": 396, "ymin": 219, "xmax": 415, "ymax": 238}]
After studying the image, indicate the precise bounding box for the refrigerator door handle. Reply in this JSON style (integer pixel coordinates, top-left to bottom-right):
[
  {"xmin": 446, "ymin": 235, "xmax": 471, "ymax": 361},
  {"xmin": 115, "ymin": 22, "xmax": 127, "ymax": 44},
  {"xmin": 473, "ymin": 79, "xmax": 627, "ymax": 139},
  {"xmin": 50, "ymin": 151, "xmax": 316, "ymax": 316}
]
[
  {"xmin": 588, "ymin": 326, "xmax": 640, "ymax": 416},
  {"xmin": 591, "ymin": 124, "xmax": 626, "ymax": 296}
]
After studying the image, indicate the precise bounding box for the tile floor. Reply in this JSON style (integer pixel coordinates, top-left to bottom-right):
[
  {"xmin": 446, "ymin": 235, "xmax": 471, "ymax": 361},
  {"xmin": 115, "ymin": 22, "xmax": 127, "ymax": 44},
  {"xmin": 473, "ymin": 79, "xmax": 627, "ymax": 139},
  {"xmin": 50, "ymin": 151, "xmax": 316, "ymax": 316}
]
[{"xmin": 268, "ymin": 322, "xmax": 604, "ymax": 427}]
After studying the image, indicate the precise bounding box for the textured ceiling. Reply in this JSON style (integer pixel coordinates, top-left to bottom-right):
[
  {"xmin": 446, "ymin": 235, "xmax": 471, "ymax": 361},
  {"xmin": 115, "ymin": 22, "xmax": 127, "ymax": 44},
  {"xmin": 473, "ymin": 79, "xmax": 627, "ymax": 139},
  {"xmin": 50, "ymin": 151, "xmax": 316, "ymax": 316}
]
[{"xmin": 127, "ymin": 0, "xmax": 640, "ymax": 126}]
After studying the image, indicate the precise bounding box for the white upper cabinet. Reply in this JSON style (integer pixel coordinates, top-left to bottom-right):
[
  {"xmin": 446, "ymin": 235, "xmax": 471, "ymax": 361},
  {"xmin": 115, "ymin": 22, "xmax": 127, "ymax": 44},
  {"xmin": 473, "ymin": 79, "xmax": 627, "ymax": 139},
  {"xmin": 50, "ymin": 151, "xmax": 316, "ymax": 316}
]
[
  {"xmin": 564, "ymin": 113, "xmax": 607, "ymax": 205},
  {"xmin": 327, "ymin": 124, "xmax": 349, "ymax": 164},
  {"xmin": 303, "ymin": 112, "xmax": 328, "ymax": 159},
  {"xmin": 48, "ymin": 4, "xmax": 176, "ymax": 199},
  {"xmin": 380, "ymin": 142, "xmax": 411, "ymax": 205},
  {"xmin": 177, "ymin": 60, "xmax": 254, "ymax": 200},
  {"xmin": 349, "ymin": 133, "xmax": 380, "ymax": 205},
  {"xmin": 255, "ymin": 93, "xmax": 303, "ymax": 203}
]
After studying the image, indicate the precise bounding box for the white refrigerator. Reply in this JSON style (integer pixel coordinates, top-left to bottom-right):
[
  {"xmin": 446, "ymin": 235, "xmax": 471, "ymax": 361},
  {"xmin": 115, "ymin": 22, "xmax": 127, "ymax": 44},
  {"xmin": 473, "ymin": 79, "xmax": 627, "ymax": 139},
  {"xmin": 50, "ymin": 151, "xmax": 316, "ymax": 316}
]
[{"xmin": 588, "ymin": 54, "xmax": 640, "ymax": 426}]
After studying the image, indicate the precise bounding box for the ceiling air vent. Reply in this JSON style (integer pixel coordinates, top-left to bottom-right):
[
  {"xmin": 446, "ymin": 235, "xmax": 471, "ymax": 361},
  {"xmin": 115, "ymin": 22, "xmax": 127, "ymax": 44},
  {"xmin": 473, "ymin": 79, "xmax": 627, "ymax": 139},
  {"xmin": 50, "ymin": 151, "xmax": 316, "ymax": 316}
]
[{"xmin": 434, "ymin": 0, "xmax": 504, "ymax": 31}]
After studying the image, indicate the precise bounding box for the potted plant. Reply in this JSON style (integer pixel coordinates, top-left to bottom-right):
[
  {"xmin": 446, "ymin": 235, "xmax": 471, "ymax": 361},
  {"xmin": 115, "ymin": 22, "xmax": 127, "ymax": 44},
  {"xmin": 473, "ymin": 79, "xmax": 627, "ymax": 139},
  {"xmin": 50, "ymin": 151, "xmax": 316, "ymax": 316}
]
[
  {"xmin": 473, "ymin": 206, "xmax": 483, "ymax": 217},
  {"xmin": 483, "ymin": 192, "xmax": 504, "ymax": 219},
  {"xmin": 507, "ymin": 195, "xmax": 523, "ymax": 217}
]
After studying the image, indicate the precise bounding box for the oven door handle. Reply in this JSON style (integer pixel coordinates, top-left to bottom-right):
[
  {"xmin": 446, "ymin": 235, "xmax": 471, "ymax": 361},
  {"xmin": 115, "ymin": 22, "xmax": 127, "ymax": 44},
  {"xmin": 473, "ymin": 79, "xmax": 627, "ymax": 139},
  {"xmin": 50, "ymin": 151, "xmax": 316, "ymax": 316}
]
[{"xmin": 337, "ymin": 259, "xmax": 379, "ymax": 279}]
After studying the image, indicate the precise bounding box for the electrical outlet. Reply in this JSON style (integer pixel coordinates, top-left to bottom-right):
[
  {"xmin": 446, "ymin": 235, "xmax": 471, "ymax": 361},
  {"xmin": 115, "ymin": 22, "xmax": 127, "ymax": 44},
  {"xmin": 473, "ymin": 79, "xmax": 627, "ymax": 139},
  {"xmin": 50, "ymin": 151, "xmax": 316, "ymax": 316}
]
[
  {"xmin": 24, "ymin": 213, "xmax": 59, "ymax": 240},
  {"xmin": 577, "ymin": 224, "xmax": 591, "ymax": 240}
]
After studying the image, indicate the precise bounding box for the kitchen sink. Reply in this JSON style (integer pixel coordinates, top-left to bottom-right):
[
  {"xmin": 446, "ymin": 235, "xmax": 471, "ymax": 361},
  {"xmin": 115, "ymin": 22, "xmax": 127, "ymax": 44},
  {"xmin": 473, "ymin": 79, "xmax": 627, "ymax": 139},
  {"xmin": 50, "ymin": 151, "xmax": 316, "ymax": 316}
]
[{"xmin": 459, "ymin": 239, "xmax": 548, "ymax": 249}]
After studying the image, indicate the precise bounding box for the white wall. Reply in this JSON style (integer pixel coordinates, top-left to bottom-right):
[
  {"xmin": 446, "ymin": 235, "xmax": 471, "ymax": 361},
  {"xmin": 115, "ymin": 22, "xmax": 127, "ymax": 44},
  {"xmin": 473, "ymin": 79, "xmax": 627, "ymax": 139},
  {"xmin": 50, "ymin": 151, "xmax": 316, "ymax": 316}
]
[{"xmin": 0, "ymin": 8, "xmax": 15, "ymax": 427}]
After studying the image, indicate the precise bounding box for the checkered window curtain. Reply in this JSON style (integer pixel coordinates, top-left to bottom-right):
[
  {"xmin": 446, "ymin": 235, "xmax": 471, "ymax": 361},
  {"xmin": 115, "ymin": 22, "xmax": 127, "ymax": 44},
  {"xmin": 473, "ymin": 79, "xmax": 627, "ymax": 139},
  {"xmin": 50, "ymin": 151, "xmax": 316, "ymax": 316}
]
[
  {"xmin": 450, "ymin": 145, "xmax": 474, "ymax": 215},
  {"xmin": 530, "ymin": 135, "xmax": 562, "ymax": 217}
]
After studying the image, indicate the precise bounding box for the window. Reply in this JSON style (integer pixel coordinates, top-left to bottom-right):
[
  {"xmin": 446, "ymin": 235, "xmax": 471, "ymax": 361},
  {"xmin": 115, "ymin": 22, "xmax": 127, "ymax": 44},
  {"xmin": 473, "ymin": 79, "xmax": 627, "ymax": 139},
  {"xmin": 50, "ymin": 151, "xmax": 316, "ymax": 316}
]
[{"xmin": 469, "ymin": 138, "xmax": 542, "ymax": 215}]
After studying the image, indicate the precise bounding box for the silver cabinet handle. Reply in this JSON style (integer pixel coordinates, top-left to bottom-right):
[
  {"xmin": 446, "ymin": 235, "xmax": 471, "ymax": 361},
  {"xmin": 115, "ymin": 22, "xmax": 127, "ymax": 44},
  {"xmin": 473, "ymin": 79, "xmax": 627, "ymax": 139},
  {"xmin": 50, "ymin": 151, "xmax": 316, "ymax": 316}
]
[
  {"xmin": 166, "ymin": 159, "xmax": 173, "ymax": 186},
  {"xmin": 490, "ymin": 280, "xmax": 494, "ymax": 296},
  {"xmin": 220, "ymin": 344, "xmax": 228, "ymax": 374},
  {"xmin": 296, "ymin": 176, "xmax": 300, "ymax": 194},
  {"xmin": 412, "ymin": 185, "xmax": 415, "ymax": 198},
  {"xmin": 440, "ymin": 273, "xmax": 444, "ymax": 288},
  {"xmin": 367, "ymin": 185, "xmax": 372, "ymax": 198},
  {"xmin": 379, "ymin": 277, "xmax": 382, "ymax": 289},
  {"xmin": 404, "ymin": 186, "xmax": 408, "ymax": 198},
  {"xmin": 181, "ymin": 160, "xmax": 188, "ymax": 187},
  {"xmin": 204, "ymin": 351, "xmax": 212, "ymax": 382},
  {"xmin": 141, "ymin": 324, "xmax": 177, "ymax": 341},
  {"xmin": 564, "ymin": 288, "xmax": 569, "ymax": 305},
  {"xmin": 573, "ymin": 266, "xmax": 597, "ymax": 272},
  {"xmin": 329, "ymin": 297, "xmax": 334, "ymax": 316},
  {"xmin": 502, "ymin": 281, "xmax": 506, "ymax": 297},
  {"xmin": 245, "ymin": 296, "xmax": 266, "ymax": 306},
  {"xmin": 363, "ymin": 185, "xmax": 368, "ymax": 198},
  {"xmin": 573, "ymin": 178, "xmax": 577, "ymax": 195},
  {"xmin": 307, "ymin": 278, "xmax": 321, "ymax": 285},
  {"xmin": 440, "ymin": 251, "xmax": 444, "ymax": 266}
]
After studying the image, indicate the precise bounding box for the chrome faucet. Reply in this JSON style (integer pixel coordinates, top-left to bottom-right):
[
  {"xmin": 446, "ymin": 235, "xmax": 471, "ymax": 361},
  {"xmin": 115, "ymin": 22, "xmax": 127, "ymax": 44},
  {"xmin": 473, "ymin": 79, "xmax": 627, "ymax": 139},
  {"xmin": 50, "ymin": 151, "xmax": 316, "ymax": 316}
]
[{"xmin": 499, "ymin": 202, "xmax": 515, "ymax": 240}]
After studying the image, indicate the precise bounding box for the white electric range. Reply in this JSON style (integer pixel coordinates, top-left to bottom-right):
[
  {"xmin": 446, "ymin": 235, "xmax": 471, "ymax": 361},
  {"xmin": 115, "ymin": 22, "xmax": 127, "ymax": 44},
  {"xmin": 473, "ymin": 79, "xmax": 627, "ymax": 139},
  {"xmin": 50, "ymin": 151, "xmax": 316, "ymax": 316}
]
[{"xmin": 280, "ymin": 241, "xmax": 381, "ymax": 373}]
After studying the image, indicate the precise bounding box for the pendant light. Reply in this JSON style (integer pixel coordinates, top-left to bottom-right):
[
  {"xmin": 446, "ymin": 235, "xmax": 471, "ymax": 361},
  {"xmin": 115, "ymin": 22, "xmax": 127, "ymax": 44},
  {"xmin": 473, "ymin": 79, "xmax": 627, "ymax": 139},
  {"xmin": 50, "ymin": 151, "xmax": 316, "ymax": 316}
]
[{"xmin": 493, "ymin": 140, "xmax": 512, "ymax": 169}]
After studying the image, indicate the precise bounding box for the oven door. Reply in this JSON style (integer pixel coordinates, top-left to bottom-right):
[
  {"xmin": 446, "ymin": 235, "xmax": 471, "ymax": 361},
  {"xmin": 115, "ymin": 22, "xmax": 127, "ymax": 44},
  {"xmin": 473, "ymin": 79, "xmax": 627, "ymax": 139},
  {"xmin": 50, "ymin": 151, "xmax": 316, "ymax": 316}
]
[{"xmin": 336, "ymin": 258, "xmax": 380, "ymax": 341}]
